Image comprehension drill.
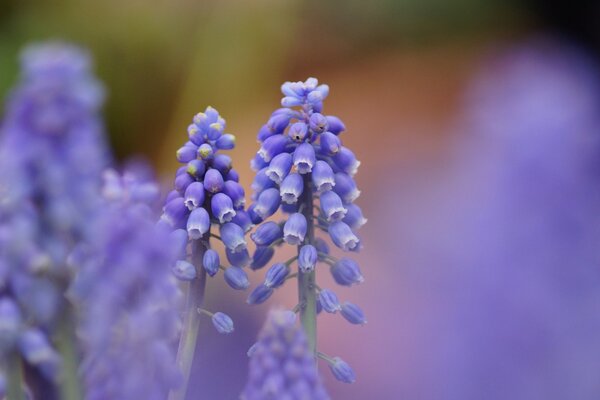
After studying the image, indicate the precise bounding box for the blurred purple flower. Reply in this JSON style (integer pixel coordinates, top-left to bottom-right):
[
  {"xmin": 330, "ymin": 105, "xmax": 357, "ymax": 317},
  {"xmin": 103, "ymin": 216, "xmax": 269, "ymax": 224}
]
[
  {"xmin": 72, "ymin": 171, "xmax": 181, "ymax": 400},
  {"xmin": 242, "ymin": 310, "xmax": 329, "ymax": 400},
  {"xmin": 0, "ymin": 41, "xmax": 109, "ymax": 390}
]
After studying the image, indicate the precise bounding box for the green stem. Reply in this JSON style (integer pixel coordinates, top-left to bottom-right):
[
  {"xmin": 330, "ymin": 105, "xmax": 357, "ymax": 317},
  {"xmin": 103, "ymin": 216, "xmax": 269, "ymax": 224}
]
[
  {"xmin": 55, "ymin": 312, "xmax": 83, "ymax": 400},
  {"xmin": 6, "ymin": 352, "xmax": 24, "ymax": 400},
  {"xmin": 170, "ymin": 238, "xmax": 207, "ymax": 400},
  {"xmin": 298, "ymin": 174, "xmax": 317, "ymax": 356}
]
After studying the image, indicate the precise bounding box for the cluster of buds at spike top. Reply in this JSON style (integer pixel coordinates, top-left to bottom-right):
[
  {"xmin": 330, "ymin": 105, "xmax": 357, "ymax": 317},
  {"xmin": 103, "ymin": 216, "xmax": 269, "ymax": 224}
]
[
  {"xmin": 246, "ymin": 78, "xmax": 366, "ymax": 383},
  {"xmin": 160, "ymin": 107, "xmax": 250, "ymax": 333}
]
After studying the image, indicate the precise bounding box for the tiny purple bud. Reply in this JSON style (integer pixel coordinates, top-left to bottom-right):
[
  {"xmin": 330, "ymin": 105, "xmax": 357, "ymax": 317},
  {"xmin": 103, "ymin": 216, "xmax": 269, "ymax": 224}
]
[
  {"xmin": 184, "ymin": 181, "xmax": 206, "ymax": 210},
  {"xmin": 247, "ymin": 284, "xmax": 274, "ymax": 305},
  {"xmin": 314, "ymin": 237, "xmax": 330, "ymax": 261},
  {"xmin": 251, "ymin": 246, "xmax": 275, "ymax": 270},
  {"xmin": 226, "ymin": 168, "xmax": 240, "ymax": 182},
  {"xmin": 226, "ymin": 247, "xmax": 250, "ymax": 268},
  {"xmin": 247, "ymin": 204, "xmax": 264, "ymax": 224},
  {"xmin": 265, "ymin": 152, "xmax": 293, "ymax": 184},
  {"xmin": 340, "ymin": 302, "xmax": 366, "ymax": 325},
  {"xmin": 212, "ymin": 154, "xmax": 232, "ymax": 175},
  {"xmin": 172, "ymin": 260, "xmax": 197, "ymax": 281},
  {"xmin": 174, "ymin": 172, "xmax": 194, "ymax": 193},
  {"xmin": 332, "ymin": 147, "xmax": 360, "ymax": 176},
  {"xmin": 319, "ymin": 132, "xmax": 342, "ymax": 155},
  {"xmin": 224, "ymin": 266, "xmax": 250, "ymax": 290},
  {"xmin": 289, "ymin": 122, "xmax": 308, "ymax": 142},
  {"xmin": 331, "ymin": 258, "xmax": 364, "ymax": 286},
  {"xmin": 251, "ymin": 221, "xmax": 283, "ymax": 246},
  {"xmin": 251, "ymin": 168, "xmax": 276, "ymax": 194},
  {"xmin": 211, "ymin": 193, "xmax": 236, "ymax": 224},
  {"xmin": 176, "ymin": 142, "xmax": 199, "ymax": 163},
  {"xmin": 220, "ymin": 223, "xmax": 247, "ymax": 253},
  {"xmin": 258, "ymin": 134, "xmax": 288, "ymax": 162},
  {"xmin": 223, "ymin": 181, "xmax": 245, "ymax": 209},
  {"xmin": 326, "ymin": 116, "xmax": 346, "ymax": 135},
  {"xmin": 188, "ymin": 123, "xmax": 203, "ymax": 145},
  {"xmin": 293, "ymin": 143, "xmax": 316, "ymax": 174},
  {"xmin": 298, "ymin": 245, "xmax": 318, "ymax": 273},
  {"xmin": 187, "ymin": 207, "xmax": 210, "ymax": 239},
  {"xmin": 207, "ymin": 122, "xmax": 224, "ymax": 141},
  {"xmin": 203, "ymin": 249, "xmax": 220, "ymax": 277},
  {"xmin": 254, "ymin": 188, "xmax": 281, "ymax": 220},
  {"xmin": 309, "ymin": 113, "xmax": 328, "ymax": 134},
  {"xmin": 197, "ymin": 143, "xmax": 214, "ymax": 160},
  {"xmin": 343, "ymin": 204, "xmax": 367, "ymax": 230},
  {"xmin": 203, "ymin": 168, "xmax": 224, "ymax": 193},
  {"xmin": 267, "ymin": 111, "xmax": 292, "ymax": 134},
  {"xmin": 318, "ymin": 289, "xmax": 341, "ymax": 313},
  {"xmin": 251, "ymin": 153, "xmax": 269, "ymax": 171},
  {"xmin": 163, "ymin": 197, "xmax": 189, "ymax": 229},
  {"xmin": 312, "ymin": 160, "xmax": 335, "ymax": 192},
  {"xmin": 320, "ymin": 191, "xmax": 347, "ymax": 222},
  {"xmin": 333, "ymin": 173, "xmax": 360, "ymax": 204},
  {"xmin": 186, "ymin": 159, "xmax": 206, "ymax": 179},
  {"xmin": 281, "ymin": 96, "xmax": 304, "ymax": 107},
  {"xmin": 280, "ymin": 173, "xmax": 303, "ymax": 204},
  {"xmin": 328, "ymin": 221, "xmax": 360, "ymax": 251},
  {"xmin": 264, "ymin": 262, "xmax": 289, "ymax": 288},
  {"xmin": 329, "ymin": 357, "xmax": 355, "ymax": 383},
  {"xmin": 232, "ymin": 210, "xmax": 254, "ymax": 233},
  {"xmin": 257, "ymin": 124, "xmax": 275, "ymax": 142},
  {"xmin": 212, "ymin": 312, "xmax": 234, "ymax": 334},
  {"xmin": 283, "ymin": 213, "xmax": 307, "ymax": 245}
]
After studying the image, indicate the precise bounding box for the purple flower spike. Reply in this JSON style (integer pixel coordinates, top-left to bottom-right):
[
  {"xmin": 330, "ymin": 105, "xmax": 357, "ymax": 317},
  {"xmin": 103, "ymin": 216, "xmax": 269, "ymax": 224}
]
[
  {"xmin": 242, "ymin": 310, "xmax": 330, "ymax": 400},
  {"xmin": 247, "ymin": 78, "xmax": 366, "ymax": 383}
]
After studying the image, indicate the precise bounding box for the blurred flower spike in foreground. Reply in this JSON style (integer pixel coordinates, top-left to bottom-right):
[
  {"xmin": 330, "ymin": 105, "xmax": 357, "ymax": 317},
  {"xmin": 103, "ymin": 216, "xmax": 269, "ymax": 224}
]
[
  {"xmin": 0, "ymin": 41, "xmax": 109, "ymax": 396},
  {"xmin": 247, "ymin": 77, "xmax": 366, "ymax": 383},
  {"xmin": 242, "ymin": 310, "xmax": 330, "ymax": 400}
]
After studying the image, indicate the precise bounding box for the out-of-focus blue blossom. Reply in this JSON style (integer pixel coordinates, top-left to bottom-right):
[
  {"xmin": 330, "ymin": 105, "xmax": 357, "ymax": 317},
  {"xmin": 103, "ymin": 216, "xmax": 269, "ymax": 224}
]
[
  {"xmin": 0, "ymin": 42, "xmax": 109, "ymax": 386},
  {"xmin": 72, "ymin": 171, "xmax": 182, "ymax": 400},
  {"xmin": 247, "ymin": 284, "xmax": 274, "ymax": 305},
  {"xmin": 361, "ymin": 38, "xmax": 600, "ymax": 400},
  {"xmin": 247, "ymin": 78, "xmax": 366, "ymax": 384},
  {"xmin": 241, "ymin": 310, "xmax": 330, "ymax": 400}
]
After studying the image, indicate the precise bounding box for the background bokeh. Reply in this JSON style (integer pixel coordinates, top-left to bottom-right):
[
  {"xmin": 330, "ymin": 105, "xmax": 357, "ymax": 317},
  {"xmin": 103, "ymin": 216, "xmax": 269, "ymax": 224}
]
[{"xmin": 2, "ymin": 1, "xmax": 600, "ymax": 399}]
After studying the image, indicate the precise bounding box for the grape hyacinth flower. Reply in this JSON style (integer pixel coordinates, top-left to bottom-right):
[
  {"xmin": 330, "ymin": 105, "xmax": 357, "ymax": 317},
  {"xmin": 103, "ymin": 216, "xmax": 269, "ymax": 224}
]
[
  {"xmin": 241, "ymin": 310, "xmax": 329, "ymax": 400},
  {"xmin": 71, "ymin": 171, "xmax": 181, "ymax": 400},
  {"xmin": 0, "ymin": 42, "xmax": 109, "ymax": 398},
  {"xmin": 160, "ymin": 107, "xmax": 248, "ymax": 400},
  {"xmin": 247, "ymin": 78, "xmax": 365, "ymax": 382}
]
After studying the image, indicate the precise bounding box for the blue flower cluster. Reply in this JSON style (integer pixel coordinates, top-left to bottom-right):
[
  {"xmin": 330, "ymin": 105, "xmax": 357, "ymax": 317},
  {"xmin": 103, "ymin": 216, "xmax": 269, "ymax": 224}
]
[
  {"xmin": 241, "ymin": 310, "xmax": 330, "ymax": 400},
  {"xmin": 72, "ymin": 170, "xmax": 182, "ymax": 400},
  {"xmin": 247, "ymin": 78, "xmax": 366, "ymax": 382},
  {"xmin": 0, "ymin": 42, "xmax": 109, "ymax": 391},
  {"xmin": 160, "ymin": 106, "xmax": 250, "ymax": 325}
]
